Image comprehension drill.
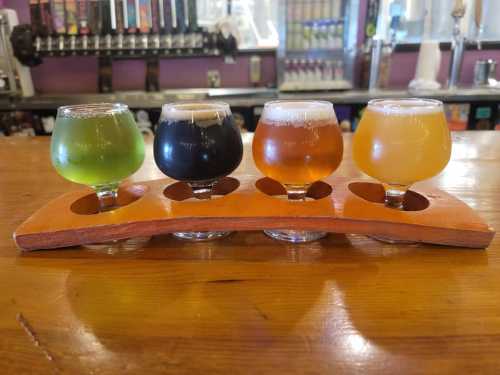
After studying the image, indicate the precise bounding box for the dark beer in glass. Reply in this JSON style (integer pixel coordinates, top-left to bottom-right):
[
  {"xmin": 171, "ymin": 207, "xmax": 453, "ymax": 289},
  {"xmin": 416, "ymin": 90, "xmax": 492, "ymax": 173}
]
[{"xmin": 154, "ymin": 102, "xmax": 243, "ymax": 241}]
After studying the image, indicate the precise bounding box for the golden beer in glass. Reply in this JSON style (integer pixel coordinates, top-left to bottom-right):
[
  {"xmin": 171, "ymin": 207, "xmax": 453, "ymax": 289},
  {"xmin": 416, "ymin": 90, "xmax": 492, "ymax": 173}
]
[
  {"xmin": 253, "ymin": 100, "xmax": 343, "ymax": 242},
  {"xmin": 353, "ymin": 98, "xmax": 451, "ymax": 235}
]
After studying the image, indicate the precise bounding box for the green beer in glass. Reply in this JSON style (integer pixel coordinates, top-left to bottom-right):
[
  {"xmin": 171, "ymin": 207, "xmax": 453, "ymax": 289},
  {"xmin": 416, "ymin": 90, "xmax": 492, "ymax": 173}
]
[{"xmin": 51, "ymin": 103, "xmax": 145, "ymax": 211}]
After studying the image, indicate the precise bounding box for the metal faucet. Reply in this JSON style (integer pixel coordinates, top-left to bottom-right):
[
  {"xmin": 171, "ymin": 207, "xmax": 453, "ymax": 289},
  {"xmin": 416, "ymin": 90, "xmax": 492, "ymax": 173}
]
[
  {"xmin": 368, "ymin": 20, "xmax": 397, "ymax": 91},
  {"xmin": 475, "ymin": 0, "xmax": 483, "ymax": 50},
  {"xmin": 448, "ymin": 0, "xmax": 466, "ymax": 90},
  {"xmin": 369, "ymin": 38, "xmax": 383, "ymax": 91}
]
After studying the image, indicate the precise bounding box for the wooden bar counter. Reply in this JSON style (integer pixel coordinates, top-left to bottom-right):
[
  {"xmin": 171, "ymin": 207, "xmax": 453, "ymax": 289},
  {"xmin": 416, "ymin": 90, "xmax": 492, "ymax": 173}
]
[{"xmin": 0, "ymin": 132, "xmax": 499, "ymax": 374}]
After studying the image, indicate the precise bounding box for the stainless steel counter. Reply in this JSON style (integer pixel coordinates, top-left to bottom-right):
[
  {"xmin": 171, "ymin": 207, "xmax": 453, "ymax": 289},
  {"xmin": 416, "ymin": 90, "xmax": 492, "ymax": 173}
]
[{"xmin": 1, "ymin": 87, "xmax": 500, "ymax": 110}]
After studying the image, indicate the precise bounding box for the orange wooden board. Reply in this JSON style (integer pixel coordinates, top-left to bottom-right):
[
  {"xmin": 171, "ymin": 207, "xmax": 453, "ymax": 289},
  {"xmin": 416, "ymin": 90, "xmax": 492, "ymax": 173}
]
[{"xmin": 13, "ymin": 173, "xmax": 495, "ymax": 250}]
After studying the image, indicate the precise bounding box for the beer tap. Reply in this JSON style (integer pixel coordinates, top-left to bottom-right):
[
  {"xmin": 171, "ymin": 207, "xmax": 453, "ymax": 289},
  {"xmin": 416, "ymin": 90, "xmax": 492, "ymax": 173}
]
[
  {"xmin": 186, "ymin": 0, "xmax": 199, "ymax": 50},
  {"xmin": 51, "ymin": 0, "xmax": 66, "ymax": 54},
  {"xmin": 69, "ymin": 35, "xmax": 76, "ymax": 53},
  {"xmin": 77, "ymin": 0, "xmax": 90, "ymax": 54},
  {"xmin": 35, "ymin": 33, "xmax": 41, "ymax": 52},
  {"xmin": 57, "ymin": 35, "xmax": 65, "ymax": 52},
  {"xmin": 124, "ymin": 0, "xmax": 138, "ymax": 54},
  {"xmin": 448, "ymin": 0, "xmax": 466, "ymax": 90},
  {"xmin": 66, "ymin": 0, "xmax": 78, "ymax": 54},
  {"xmin": 160, "ymin": 0, "xmax": 173, "ymax": 50},
  {"xmin": 29, "ymin": 0, "xmax": 42, "ymax": 52},
  {"xmin": 111, "ymin": 0, "xmax": 125, "ymax": 52},
  {"xmin": 93, "ymin": 34, "xmax": 100, "ymax": 53},
  {"xmin": 46, "ymin": 34, "xmax": 53, "ymax": 54},
  {"xmin": 101, "ymin": 0, "xmax": 113, "ymax": 53},
  {"xmin": 129, "ymin": 32, "xmax": 137, "ymax": 53},
  {"xmin": 173, "ymin": 0, "xmax": 187, "ymax": 50},
  {"xmin": 140, "ymin": 33, "xmax": 149, "ymax": 52},
  {"xmin": 151, "ymin": 0, "xmax": 161, "ymax": 50},
  {"xmin": 38, "ymin": 0, "xmax": 52, "ymax": 53},
  {"xmin": 89, "ymin": 0, "xmax": 101, "ymax": 53},
  {"xmin": 369, "ymin": 2, "xmax": 400, "ymax": 91},
  {"xmin": 137, "ymin": 0, "xmax": 150, "ymax": 52}
]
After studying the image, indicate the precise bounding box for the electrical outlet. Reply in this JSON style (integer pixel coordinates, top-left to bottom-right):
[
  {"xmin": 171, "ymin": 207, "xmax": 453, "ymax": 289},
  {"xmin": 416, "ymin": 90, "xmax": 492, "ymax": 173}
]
[
  {"xmin": 207, "ymin": 70, "xmax": 221, "ymax": 88},
  {"xmin": 249, "ymin": 55, "xmax": 261, "ymax": 84}
]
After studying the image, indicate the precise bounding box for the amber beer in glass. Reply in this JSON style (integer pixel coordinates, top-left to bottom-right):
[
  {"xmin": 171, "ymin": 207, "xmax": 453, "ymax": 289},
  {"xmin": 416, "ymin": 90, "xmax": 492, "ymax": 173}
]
[
  {"xmin": 253, "ymin": 100, "xmax": 343, "ymax": 242},
  {"xmin": 353, "ymin": 98, "xmax": 451, "ymax": 241}
]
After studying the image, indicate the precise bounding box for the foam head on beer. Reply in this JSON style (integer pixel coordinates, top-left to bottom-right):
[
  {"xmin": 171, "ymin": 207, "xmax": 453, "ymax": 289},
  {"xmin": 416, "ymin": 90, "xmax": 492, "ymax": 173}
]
[
  {"xmin": 367, "ymin": 98, "xmax": 443, "ymax": 115},
  {"xmin": 161, "ymin": 102, "xmax": 231, "ymax": 127},
  {"xmin": 261, "ymin": 100, "xmax": 338, "ymax": 127}
]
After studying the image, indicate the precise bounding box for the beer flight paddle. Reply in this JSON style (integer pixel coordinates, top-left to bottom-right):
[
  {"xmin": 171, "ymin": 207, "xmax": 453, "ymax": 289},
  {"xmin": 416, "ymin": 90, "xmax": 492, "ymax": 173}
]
[
  {"xmin": 13, "ymin": 100, "xmax": 495, "ymax": 251},
  {"xmin": 13, "ymin": 174, "xmax": 494, "ymax": 250}
]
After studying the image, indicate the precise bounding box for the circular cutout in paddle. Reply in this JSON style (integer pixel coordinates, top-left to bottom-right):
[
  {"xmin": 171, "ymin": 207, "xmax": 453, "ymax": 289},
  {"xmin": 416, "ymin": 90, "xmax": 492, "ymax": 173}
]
[
  {"xmin": 70, "ymin": 184, "xmax": 148, "ymax": 215},
  {"xmin": 255, "ymin": 177, "xmax": 332, "ymax": 200},
  {"xmin": 348, "ymin": 182, "xmax": 430, "ymax": 212},
  {"xmin": 163, "ymin": 177, "xmax": 240, "ymax": 201}
]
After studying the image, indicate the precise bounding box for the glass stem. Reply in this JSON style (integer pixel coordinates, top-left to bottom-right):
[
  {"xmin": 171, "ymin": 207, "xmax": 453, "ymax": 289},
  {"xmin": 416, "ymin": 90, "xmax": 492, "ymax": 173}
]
[
  {"xmin": 285, "ymin": 184, "xmax": 310, "ymax": 201},
  {"xmin": 384, "ymin": 184, "xmax": 408, "ymax": 210},
  {"xmin": 95, "ymin": 183, "xmax": 119, "ymax": 212},
  {"xmin": 189, "ymin": 181, "xmax": 216, "ymax": 200}
]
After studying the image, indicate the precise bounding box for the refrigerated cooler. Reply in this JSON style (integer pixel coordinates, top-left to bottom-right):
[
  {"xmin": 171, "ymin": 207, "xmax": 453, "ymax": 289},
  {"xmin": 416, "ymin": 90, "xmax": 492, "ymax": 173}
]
[{"xmin": 276, "ymin": 0, "xmax": 360, "ymax": 92}]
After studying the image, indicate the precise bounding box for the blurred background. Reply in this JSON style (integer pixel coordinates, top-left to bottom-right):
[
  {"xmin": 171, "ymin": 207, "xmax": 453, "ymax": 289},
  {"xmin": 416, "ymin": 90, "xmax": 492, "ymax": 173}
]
[{"xmin": 1, "ymin": 0, "xmax": 500, "ymax": 136}]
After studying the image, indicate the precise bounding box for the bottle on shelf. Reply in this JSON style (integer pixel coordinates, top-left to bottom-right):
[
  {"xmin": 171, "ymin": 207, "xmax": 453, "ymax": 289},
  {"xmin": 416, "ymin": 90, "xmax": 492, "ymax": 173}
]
[
  {"xmin": 314, "ymin": 59, "xmax": 323, "ymax": 81},
  {"xmin": 306, "ymin": 59, "xmax": 315, "ymax": 82},
  {"xmin": 310, "ymin": 22, "xmax": 320, "ymax": 49},
  {"xmin": 294, "ymin": 0, "xmax": 305, "ymax": 51},
  {"xmin": 334, "ymin": 60, "xmax": 344, "ymax": 81},
  {"xmin": 302, "ymin": 22, "xmax": 311, "ymax": 50},
  {"xmin": 290, "ymin": 59, "xmax": 299, "ymax": 82},
  {"xmin": 335, "ymin": 21, "xmax": 344, "ymax": 49},
  {"xmin": 283, "ymin": 59, "xmax": 291, "ymax": 83},
  {"xmin": 320, "ymin": 24, "xmax": 329, "ymax": 49},
  {"xmin": 323, "ymin": 60, "xmax": 333, "ymax": 81},
  {"xmin": 327, "ymin": 21, "xmax": 336, "ymax": 49}
]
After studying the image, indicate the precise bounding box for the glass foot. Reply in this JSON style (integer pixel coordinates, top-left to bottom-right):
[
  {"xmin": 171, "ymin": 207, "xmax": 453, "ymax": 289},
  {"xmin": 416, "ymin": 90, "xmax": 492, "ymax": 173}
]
[
  {"xmin": 369, "ymin": 235, "xmax": 417, "ymax": 244},
  {"xmin": 264, "ymin": 229, "xmax": 327, "ymax": 243},
  {"xmin": 84, "ymin": 236, "xmax": 151, "ymax": 254},
  {"xmin": 173, "ymin": 231, "xmax": 231, "ymax": 242}
]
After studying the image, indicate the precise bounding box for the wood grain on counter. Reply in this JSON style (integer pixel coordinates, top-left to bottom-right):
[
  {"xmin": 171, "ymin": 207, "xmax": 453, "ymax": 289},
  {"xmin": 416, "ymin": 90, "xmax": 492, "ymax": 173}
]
[{"xmin": 0, "ymin": 132, "xmax": 499, "ymax": 374}]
